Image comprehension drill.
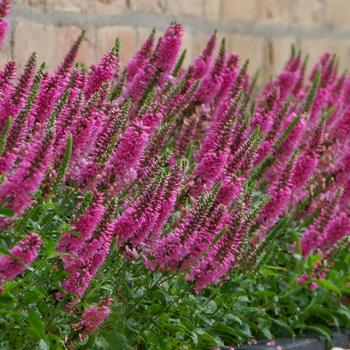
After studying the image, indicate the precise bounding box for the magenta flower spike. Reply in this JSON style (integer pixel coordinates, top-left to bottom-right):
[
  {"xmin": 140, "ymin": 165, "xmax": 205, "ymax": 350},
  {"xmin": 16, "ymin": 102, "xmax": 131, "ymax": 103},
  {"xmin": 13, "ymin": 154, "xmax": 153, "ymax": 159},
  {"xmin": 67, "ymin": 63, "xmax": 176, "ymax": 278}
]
[
  {"xmin": 62, "ymin": 220, "xmax": 114, "ymax": 298},
  {"xmin": 126, "ymin": 29, "xmax": 155, "ymax": 83},
  {"xmin": 56, "ymin": 30, "xmax": 85, "ymax": 78},
  {"xmin": 57, "ymin": 193, "xmax": 105, "ymax": 267},
  {"xmin": 28, "ymin": 74, "xmax": 62, "ymax": 133},
  {"xmin": 180, "ymin": 204, "xmax": 225, "ymax": 270},
  {"xmin": 291, "ymin": 151, "xmax": 318, "ymax": 192},
  {"xmin": 1, "ymin": 53, "xmax": 37, "ymax": 123},
  {"xmin": 317, "ymin": 212, "xmax": 350, "ymax": 251},
  {"xmin": 0, "ymin": 0, "xmax": 11, "ymax": 47},
  {"xmin": 69, "ymin": 109, "xmax": 106, "ymax": 175},
  {"xmin": 153, "ymin": 22, "xmax": 183, "ymax": 75},
  {"xmin": 194, "ymin": 150, "xmax": 227, "ymax": 185},
  {"xmin": 101, "ymin": 121, "xmax": 149, "ymax": 192},
  {"xmin": 216, "ymin": 175, "xmax": 244, "ymax": 206},
  {"xmin": 279, "ymin": 113, "xmax": 306, "ymax": 160},
  {"xmin": 0, "ymin": 0, "xmax": 11, "ymax": 18},
  {"xmin": 124, "ymin": 63, "xmax": 157, "ymax": 106},
  {"xmin": 192, "ymin": 31, "xmax": 217, "ymax": 79},
  {"xmin": 0, "ymin": 59, "xmax": 16, "ymax": 96},
  {"xmin": 251, "ymin": 87, "xmax": 280, "ymax": 134},
  {"xmin": 54, "ymin": 72, "xmax": 85, "ymax": 155},
  {"xmin": 0, "ymin": 20, "xmax": 9, "ymax": 47},
  {"xmin": 258, "ymin": 152, "xmax": 297, "ymax": 237},
  {"xmin": 195, "ymin": 38, "xmax": 226, "ymax": 104},
  {"xmin": 331, "ymin": 107, "xmax": 350, "ymax": 143},
  {"xmin": 78, "ymin": 296, "xmax": 113, "ymax": 337},
  {"xmin": 276, "ymin": 71, "xmax": 299, "ymax": 100},
  {"xmin": 309, "ymin": 52, "xmax": 331, "ymax": 83},
  {"xmin": 186, "ymin": 211, "xmax": 242, "ymax": 293},
  {"xmin": 0, "ymin": 131, "xmax": 54, "ymax": 217},
  {"xmin": 214, "ymin": 53, "xmax": 240, "ymax": 104},
  {"xmin": 0, "ymin": 233, "xmax": 42, "ymax": 286},
  {"xmin": 148, "ymin": 163, "xmax": 184, "ymax": 242},
  {"xmin": 0, "ymin": 60, "xmax": 16, "ymax": 129},
  {"xmin": 85, "ymin": 49, "xmax": 118, "ymax": 99}
]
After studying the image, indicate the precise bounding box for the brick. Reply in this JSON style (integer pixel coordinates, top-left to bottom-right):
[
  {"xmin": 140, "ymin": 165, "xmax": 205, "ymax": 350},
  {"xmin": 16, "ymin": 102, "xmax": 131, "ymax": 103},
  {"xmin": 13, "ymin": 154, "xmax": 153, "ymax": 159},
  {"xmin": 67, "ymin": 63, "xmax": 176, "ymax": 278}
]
[
  {"xmin": 85, "ymin": 0, "xmax": 127, "ymax": 15},
  {"xmin": 97, "ymin": 26, "xmax": 137, "ymax": 66},
  {"xmin": 228, "ymin": 34, "xmax": 266, "ymax": 76},
  {"xmin": 13, "ymin": 0, "xmax": 46, "ymax": 9},
  {"xmin": 222, "ymin": 0, "xmax": 259, "ymax": 22},
  {"xmin": 129, "ymin": 0, "xmax": 167, "ymax": 13},
  {"xmin": 47, "ymin": 0, "xmax": 126, "ymax": 14},
  {"xmin": 167, "ymin": 0, "xmax": 204, "ymax": 17},
  {"xmin": 203, "ymin": 0, "xmax": 221, "ymax": 21},
  {"xmin": 125, "ymin": 0, "xmax": 204, "ymax": 18},
  {"xmin": 257, "ymin": 0, "xmax": 291, "ymax": 24},
  {"xmin": 324, "ymin": 0, "xmax": 350, "ymax": 29},
  {"xmin": 291, "ymin": 0, "xmax": 324, "ymax": 26},
  {"xmin": 56, "ymin": 26, "xmax": 96, "ymax": 68},
  {"xmin": 14, "ymin": 21, "xmax": 57, "ymax": 71},
  {"xmin": 46, "ymin": 0, "xmax": 87, "ymax": 12},
  {"xmin": 264, "ymin": 36, "xmax": 296, "ymax": 77}
]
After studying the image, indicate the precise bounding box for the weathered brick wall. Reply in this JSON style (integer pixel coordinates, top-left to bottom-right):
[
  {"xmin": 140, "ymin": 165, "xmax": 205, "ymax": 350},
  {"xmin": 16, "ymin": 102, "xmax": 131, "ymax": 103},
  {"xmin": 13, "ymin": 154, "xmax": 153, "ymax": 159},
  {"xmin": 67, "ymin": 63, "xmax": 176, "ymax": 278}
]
[{"xmin": 3, "ymin": 0, "xmax": 350, "ymax": 80}]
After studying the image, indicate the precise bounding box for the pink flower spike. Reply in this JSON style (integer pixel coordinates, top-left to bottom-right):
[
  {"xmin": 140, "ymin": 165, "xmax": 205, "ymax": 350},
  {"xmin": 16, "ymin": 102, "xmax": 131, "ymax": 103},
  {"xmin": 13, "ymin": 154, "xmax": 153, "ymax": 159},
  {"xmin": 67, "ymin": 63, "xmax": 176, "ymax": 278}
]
[
  {"xmin": 0, "ymin": 0, "xmax": 11, "ymax": 18},
  {"xmin": 126, "ymin": 29, "xmax": 155, "ymax": 83},
  {"xmin": 153, "ymin": 23, "xmax": 183, "ymax": 75},
  {"xmin": 0, "ymin": 233, "xmax": 42, "ymax": 285},
  {"xmin": 0, "ymin": 20, "xmax": 9, "ymax": 47},
  {"xmin": 78, "ymin": 296, "xmax": 113, "ymax": 337},
  {"xmin": 310, "ymin": 281, "xmax": 318, "ymax": 290}
]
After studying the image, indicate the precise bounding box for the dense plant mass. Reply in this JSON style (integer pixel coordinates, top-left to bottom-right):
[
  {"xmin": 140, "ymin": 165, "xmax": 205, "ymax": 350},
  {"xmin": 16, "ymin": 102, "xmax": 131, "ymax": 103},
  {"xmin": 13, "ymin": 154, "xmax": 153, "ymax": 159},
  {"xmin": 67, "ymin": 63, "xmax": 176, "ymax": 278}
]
[{"xmin": 0, "ymin": 1, "xmax": 349, "ymax": 349}]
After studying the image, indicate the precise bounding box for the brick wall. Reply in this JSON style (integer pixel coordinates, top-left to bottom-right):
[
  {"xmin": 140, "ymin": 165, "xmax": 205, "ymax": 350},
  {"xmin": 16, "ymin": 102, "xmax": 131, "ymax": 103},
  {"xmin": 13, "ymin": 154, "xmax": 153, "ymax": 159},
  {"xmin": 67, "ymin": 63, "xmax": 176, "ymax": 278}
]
[{"xmin": 3, "ymin": 0, "xmax": 350, "ymax": 80}]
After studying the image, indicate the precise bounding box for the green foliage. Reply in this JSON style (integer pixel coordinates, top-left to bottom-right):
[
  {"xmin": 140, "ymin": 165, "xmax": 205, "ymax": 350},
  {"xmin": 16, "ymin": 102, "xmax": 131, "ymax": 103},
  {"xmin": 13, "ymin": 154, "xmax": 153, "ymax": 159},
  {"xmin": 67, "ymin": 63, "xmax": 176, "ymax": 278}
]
[{"xmin": 0, "ymin": 186, "xmax": 349, "ymax": 349}]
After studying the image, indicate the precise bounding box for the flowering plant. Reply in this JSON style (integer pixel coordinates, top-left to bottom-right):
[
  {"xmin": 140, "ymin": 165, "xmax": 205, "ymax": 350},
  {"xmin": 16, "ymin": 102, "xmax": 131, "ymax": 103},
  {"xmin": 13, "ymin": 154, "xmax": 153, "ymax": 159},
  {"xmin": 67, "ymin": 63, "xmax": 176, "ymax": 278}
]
[{"xmin": 0, "ymin": 1, "xmax": 349, "ymax": 348}]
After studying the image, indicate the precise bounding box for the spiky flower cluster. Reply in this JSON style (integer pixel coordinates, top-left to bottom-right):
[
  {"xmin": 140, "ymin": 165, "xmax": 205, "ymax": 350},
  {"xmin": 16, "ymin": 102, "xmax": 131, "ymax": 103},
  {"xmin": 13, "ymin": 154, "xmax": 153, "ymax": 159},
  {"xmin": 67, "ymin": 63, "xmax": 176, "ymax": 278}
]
[{"xmin": 0, "ymin": 1, "xmax": 349, "ymax": 337}]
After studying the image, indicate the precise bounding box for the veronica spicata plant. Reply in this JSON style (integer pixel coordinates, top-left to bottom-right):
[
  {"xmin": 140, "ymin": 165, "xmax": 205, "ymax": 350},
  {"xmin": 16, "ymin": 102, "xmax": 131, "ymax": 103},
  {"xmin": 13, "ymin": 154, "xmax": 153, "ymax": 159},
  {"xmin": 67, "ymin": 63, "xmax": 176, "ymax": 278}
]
[{"xmin": 0, "ymin": 1, "xmax": 349, "ymax": 348}]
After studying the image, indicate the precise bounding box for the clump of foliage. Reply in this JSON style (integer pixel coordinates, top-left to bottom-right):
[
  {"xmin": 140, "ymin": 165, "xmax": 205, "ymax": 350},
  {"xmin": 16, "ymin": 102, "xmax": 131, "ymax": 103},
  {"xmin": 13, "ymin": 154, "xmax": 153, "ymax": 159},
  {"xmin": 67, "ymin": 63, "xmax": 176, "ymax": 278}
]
[{"xmin": 0, "ymin": 1, "xmax": 349, "ymax": 349}]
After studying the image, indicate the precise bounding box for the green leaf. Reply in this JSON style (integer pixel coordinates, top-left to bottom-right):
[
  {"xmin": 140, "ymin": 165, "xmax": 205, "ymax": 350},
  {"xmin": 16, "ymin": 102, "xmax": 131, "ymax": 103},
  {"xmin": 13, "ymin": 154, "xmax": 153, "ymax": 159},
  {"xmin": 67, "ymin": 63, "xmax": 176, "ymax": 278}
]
[
  {"xmin": 198, "ymin": 332, "xmax": 222, "ymax": 347},
  {"xmin": 23, "ymin": 289, "xmax": 44, "ymax": 305},
  {"xmin": 104, "ymin": 331, "xmax": 132, "ymax": 350},
  {"xmin": 27, "ymin": 309, "xmax": 45, "ymax": 340},
  {"xmin": 336, "ymin": 306, "xmax": 350, "ymax": 321},
  {"xmin": 304, "ymin": 325, "xmax": 331, "ymax": 340},
  {"xmin": 191, "ymin": 332, "xmax": 198, "ymax": 345},
  {"xmin": 212, "ymin": 323, "xmax": 237, "ymax": 338},
  {"xmin": 261, "ymin": 327, "xmax": 273, "ymax": 339},
  {"xmin": 205, "ymin": 300, "xmax": 217, "ymax": 314},
  {"xmin": 317, "ymin": 279, "xmax": 341, "ymax": 296},
  {"xmin": 0, "ymin": 206, "xmax": 14, "ymax": 217},
  {"xmin": 236, "ymin": 324, "xmax": 252, "ymax": 337},
  {"xmin": 224, "ymin": 314, "xmax": 243, "ymax": 326},
  {"xmin": 272, "ymin": 318, "xmax": 295, "ymax": 337},
  {"xmin": 0, "ymin": 293, "xmax": 14, "ymax": 305}
]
